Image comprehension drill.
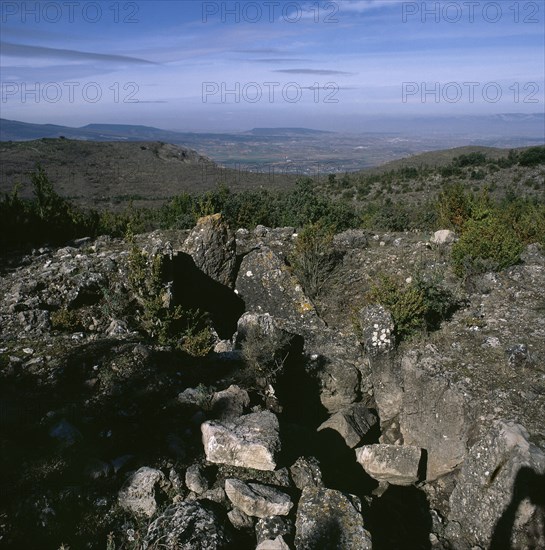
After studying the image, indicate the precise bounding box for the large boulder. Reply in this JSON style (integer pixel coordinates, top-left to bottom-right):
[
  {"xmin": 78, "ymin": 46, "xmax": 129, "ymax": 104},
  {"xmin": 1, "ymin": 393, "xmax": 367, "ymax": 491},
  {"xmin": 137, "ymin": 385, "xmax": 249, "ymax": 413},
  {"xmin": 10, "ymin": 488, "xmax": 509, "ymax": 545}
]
[
  {"xmin": 182, "ymin": 213, "xmax": 237, "ymax": 287},
  {"xmin": 294, "ymin": 487, "xmax": 372, "ymax": 550},
  {"xmin": 355, "ymin": 444, "xmax": 423, "ymax": 486},
  {"xmin": 118, "ymin": 467, "xmax": 169, "ymax": 518},
  {"xmin": 225, "ymin": 478, "xmax": 293, "ymax": 518},
  {"xmin": 447, "ymin": 421, "xmax": 545, "ymax": 550},
  {"xmin": 358, "ymin": 304, "xmax": 395, "ymax": 356},
  {"xmin": 317, "ymin": 361, "xmax": 362, "ymax": 414},
  {"xmin": 235, "ymin": 247, "xmax": 324, "ymax": 332},
  {"xmin": 318, "ymin": 404, "xmax": 377, "ymax": 448},
  {"xmin": 143, "ymin": 501, "xmax": 232, "ymax": 549},
  {"xmin": 201, "ymin": 411, "xmax": 280, "ymax": 471}
]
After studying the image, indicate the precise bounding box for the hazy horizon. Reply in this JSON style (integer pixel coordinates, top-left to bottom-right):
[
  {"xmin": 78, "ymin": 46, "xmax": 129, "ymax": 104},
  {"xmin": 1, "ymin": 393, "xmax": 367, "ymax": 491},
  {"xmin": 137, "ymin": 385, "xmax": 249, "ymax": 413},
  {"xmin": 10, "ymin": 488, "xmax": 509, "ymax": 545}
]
[{"xmin": 1, "ymin": 0, "xmax": 544, "ymax": 133}]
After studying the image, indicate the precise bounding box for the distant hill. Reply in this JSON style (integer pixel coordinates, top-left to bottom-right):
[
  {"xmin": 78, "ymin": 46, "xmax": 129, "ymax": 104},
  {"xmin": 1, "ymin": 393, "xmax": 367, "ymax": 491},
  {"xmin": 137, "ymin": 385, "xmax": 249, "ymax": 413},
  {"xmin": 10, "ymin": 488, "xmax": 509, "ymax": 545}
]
[
  {"xmin": 245, "ymin": 128, "xmax": 333, "ymax": 136},
  {"xmin": 0, "ymin": 139, "xmax": 296, "ymax": 209}
]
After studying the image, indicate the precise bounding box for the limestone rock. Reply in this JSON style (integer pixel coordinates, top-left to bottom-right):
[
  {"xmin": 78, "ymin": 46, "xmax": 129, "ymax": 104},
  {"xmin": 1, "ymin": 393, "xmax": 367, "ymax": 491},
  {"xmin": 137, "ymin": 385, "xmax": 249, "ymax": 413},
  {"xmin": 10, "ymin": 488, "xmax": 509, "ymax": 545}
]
[
  {"xmin": 211, "ymin": 385, "xmax": 250, "ymax": 420},
  {"xmin": 182, "ymin": 213, "xmax": 237, "ymax": 287},
  {"xmin": 318, "ymin": 404, "xmax": 377, "ymax": 448},
  {"xmin": 399, "ymin": 352, "xmax": 469, "ymax": 481},
  {"xmin": 256, "ymin": 536, "xmax": 291, "ymax": 550},
  {"xmin": 358, "ymin": 304, "xmax": 395, "ymax": 355},
  {"xmin": 235, "ymin": 247, "xmax": 324, "ymax": 332},
  {"xmin": 355, "ymin": 444, "xmax": 423, "ymax": 486},
  {"xmin": 118, "ymin": 467, "xmax": 169, "ymax": 517},
  {"xmin": 317, "ymin": 361, "xmax": 361, "ymax": 414},
  {"xmin": 295, "ymin": 487, "xmax": 372, "ymax": 550},
  {"xmin": 185, "ymin": 464, "xmax": 208, "ymax": 494},
  {"xmin": 201, "ymin": 411, "xmax": 280, "ymax": 471},
  {"xmin": 289, "ymin": 456, "xmax": 323, "ymax": 490},
  {"xmin": 225, "ymin": 478, "xmax": 293, "ymax": 518},
  {"xmin": 143, "ymin": 501, "xmax": 231, "ymax": 549},
  {"xmin": 227, "ymin": 507, "xmax": 254, "ymax": 530},
  {"xmin": 448, "ymin": 421, "xmax": 545, "ymax": 550},
  {"xmin": 430, "ymin": 229, "xmax": 456, "ymax": 245},
  {"xmin": 255, "ymin": 516, "xmax": 293, "ymax": 544}
]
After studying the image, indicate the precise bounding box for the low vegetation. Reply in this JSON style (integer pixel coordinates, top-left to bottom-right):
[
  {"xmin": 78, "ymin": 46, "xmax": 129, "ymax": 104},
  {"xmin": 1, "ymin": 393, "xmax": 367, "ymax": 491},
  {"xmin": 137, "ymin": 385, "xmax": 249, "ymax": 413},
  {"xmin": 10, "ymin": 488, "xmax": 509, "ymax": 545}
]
[{"xmin": 1, "ymin": 146, "xmax": 544, "ymax": 285}]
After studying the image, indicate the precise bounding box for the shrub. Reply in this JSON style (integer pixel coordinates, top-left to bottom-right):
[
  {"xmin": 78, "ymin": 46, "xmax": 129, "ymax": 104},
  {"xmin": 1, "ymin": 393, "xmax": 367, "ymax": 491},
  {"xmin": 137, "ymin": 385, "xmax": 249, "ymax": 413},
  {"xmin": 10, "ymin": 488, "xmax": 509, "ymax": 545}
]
[
  {"xmin": 451, "ymin": 215, "xmax": 523, "ymax": 276},
  {"xmin": 518, "ymin": 146, "xmax": 545, "ymax": 167},
  {"xmin": 365, "ymin": 274, "xmax": 458, "ymax": 339},
  {"xmin": 127, "ymin": 243, "xmax": 212, "ymax": 355},
  {"xmin": 436, "ymin": 183, "xmax": 473, "ymax": 230},
  {"xmin": 289, "ymin": 223, "xmax": 340, "ymax": 299},
  {"xmin": 366, "ymin": 276, "xmax": 426, "ymax": 339}
]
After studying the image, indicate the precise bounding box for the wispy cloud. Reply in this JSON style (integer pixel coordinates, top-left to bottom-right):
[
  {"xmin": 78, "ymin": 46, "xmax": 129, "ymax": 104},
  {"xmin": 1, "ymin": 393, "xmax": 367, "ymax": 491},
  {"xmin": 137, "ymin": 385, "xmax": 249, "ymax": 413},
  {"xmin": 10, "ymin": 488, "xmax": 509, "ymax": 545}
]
[
  {"xmin": 273, "ymin": 69, "xmax": 355, "ymax": 76},
  {"xmin": 1, "ymin": 42, "xmax": 158, "ymax": 65}
]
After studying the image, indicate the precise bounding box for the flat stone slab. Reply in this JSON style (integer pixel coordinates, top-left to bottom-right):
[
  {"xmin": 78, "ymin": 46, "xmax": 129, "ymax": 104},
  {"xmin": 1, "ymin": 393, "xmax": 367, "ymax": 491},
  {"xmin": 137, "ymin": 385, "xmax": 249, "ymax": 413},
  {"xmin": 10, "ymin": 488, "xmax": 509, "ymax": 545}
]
[
  {"xmin": 225, "ymin": 478, "xmax": 293, "ymax": 518},
  {"xmin": 355, "ymin": 443, "xmax": 423, "ymax": 486},
  {"xmin": 202, "ymin": 411, "xmax": 280, "ymax": 471}
]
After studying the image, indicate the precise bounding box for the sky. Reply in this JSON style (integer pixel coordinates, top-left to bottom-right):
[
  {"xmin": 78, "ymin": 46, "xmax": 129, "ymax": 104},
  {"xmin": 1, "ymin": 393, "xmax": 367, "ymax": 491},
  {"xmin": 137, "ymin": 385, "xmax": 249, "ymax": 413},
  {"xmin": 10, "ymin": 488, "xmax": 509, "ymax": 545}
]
[{"xmin": 1, "ymin": 0, "xmax": 544, "ymax": 131}]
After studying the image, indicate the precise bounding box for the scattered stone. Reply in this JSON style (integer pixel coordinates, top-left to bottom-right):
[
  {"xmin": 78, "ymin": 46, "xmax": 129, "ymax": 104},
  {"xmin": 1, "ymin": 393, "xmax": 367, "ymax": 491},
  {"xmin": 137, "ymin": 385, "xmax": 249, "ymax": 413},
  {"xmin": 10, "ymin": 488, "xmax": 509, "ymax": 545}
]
[
  {"xmin": 225, "ymin": 479, "xmax": 293, "ymax": 518},
  {"xmin": 143, "ymin": 501, "xmax": 232, "ymax": 549},
  {"xmin": 318, "ymin": 404, "xmax": 377, "ymax": 448},
  {"xmin": 295, "ymin": 487, "xmax": 372, "ymax": 550},
  {"xmin": 185, "ymin": 464, "xmax": 208, "ymax": 494},
  {"xmin": 430, "ymin": 230, "xmax": 456, "ymax": 245},
  {"xmin": 355, "ymin": 444, "xmax": 423, "ymax": 486},
  {"xmin": 202, "ymin": 411, "xmax": 280, "ymax": 471},
  {"xmin": 506, "ymin": 343, "xmax": 530, "ymax": 368},
  {"xmin": 227, "ymin": 507, "xmax": 254, "ymax": 530},
  {"xmin": 256, "ymin": 536, "xmax": 291, "ymax": 550},
  {"xmin": 289, "ymin": 456, "xmax": 323, "ymax": 490},
  {"xmin": 118, "ymin": 467, "xmax": 169, "ymax": 518}
]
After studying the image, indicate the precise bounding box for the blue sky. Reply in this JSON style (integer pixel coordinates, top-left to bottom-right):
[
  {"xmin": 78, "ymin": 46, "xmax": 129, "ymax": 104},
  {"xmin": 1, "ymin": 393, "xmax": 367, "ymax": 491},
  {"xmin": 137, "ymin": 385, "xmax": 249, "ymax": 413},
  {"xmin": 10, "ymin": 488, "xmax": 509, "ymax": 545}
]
[{"xmin": 1, "ymin": 0, "xmax": 544, "ymax": 131}]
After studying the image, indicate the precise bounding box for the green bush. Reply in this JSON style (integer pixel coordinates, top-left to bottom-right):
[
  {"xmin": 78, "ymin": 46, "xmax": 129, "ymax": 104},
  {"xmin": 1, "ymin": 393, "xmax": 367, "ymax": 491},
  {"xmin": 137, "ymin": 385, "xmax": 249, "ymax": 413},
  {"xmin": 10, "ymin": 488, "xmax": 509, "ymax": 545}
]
[
  {"xmin": 365, "ymin": 274, "xmax": 458, "ymax": 339},
  {"xmin": 518, "ymin": 146, "xmax": 545, "ymax": 167},
  {"xmin": 451, "ymin": 215, "xmax": 523, "ymax": 276},
  {"xmin": 289, "ymin": 223, "xmax": 340, "ymax": 299},
  {"xmin": 127, "ymin": 243, "xmax": 212, "ymax": 355}
]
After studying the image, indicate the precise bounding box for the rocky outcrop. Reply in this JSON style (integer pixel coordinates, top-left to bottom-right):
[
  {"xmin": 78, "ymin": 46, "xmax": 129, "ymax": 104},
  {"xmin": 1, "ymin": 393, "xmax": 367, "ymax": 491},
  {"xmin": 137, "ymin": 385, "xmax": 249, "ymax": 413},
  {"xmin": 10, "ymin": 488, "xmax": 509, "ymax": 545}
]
[
  {"xmin": 201, "ymin": 411, "xmax": 280, "ymax": 471},
  {"xmin": 371, "ymin": 350, "xmax": 470, "ymax": 481},
  {"xmin": 355, "ymin": 444, "xmax": 423, "ymax": 486},
  {"xmin": 447, "ymin": 420, "xmax": 545, "ymax": 549},
  {"xmin": 181, "ymin": 213, "xmax": 237, "ymax": 288},
  {"xmin": 294, "ymin": 487, "xmax": 372, "ymax": 550},
  {"xmin": 225, "ymin": 479, "xmax": 293, "ymax": 518}
]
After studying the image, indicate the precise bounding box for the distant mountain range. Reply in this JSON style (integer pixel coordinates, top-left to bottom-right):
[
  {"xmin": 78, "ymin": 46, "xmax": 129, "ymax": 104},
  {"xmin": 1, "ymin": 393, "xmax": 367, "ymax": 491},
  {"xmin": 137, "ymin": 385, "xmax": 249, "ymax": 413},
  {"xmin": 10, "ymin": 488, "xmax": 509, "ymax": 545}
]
[
  {"xmin": 1, "ymin": 117, "xmax": 543, "ymax": 176},
  {"xmin": 0, "ymin": 119, "xmax": 332, "ymax": 143}
]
